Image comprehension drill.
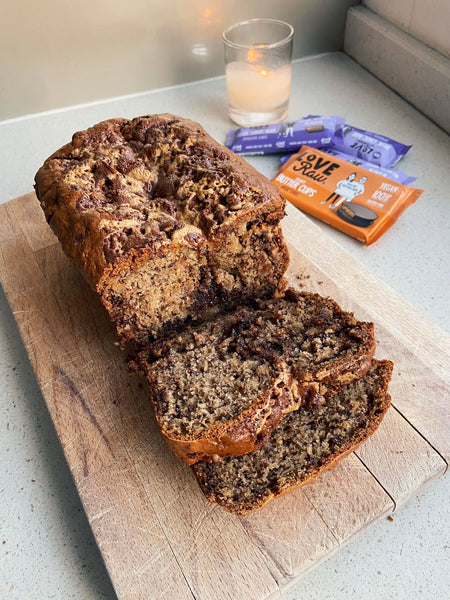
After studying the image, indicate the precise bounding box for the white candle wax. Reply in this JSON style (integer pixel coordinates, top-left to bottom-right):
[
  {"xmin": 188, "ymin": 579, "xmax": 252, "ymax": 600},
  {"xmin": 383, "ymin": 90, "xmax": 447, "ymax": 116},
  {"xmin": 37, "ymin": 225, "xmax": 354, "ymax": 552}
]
[{"xmin": 226, "ymin": 62, "xmax": 292, "ymax": 112}]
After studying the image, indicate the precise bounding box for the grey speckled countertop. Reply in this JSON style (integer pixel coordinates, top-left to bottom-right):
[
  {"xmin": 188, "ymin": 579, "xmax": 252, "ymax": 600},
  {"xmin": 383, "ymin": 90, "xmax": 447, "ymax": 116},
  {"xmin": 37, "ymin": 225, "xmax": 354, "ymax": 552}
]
[{"xmin": 0, "ymin": 52, "xmax": 449, "ymax": 599}]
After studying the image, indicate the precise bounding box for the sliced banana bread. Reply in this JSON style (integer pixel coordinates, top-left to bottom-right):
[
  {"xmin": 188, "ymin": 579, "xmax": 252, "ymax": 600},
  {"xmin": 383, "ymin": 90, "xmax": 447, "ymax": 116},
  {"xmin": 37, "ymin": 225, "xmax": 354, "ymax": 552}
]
[
  {"xmin": 34, "ymin": 114, "xmax": 289, "ymax": 347},
  {"xmin": 192, "ymin": 359, "xmax": 393, "ymax": 514},
  {"xmin": 137, "ymin": 289, "xmax": 376, "ymax": 464}
]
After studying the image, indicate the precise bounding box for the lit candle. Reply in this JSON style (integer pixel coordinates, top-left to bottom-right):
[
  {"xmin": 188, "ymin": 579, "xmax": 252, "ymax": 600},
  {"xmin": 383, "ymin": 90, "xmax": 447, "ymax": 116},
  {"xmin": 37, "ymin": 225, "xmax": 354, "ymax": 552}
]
[
  {"xmin": 225, "ymin": 61, "xmax": 292, "ymax": 113},
  {"xmin": 223, "ymin": 19, "xmax": 294, "ymax": 125}
]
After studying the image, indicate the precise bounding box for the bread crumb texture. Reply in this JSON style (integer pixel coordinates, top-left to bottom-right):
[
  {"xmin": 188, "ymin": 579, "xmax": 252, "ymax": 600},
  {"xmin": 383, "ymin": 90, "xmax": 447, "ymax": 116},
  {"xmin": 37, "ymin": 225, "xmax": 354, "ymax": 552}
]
[
  {"xmin": 139, "ymin": 290, "xmax": 376, "ymax": 463},
  {"xmin": 192, "ymin": 360, "xmax": 393, "ymax": 514}
]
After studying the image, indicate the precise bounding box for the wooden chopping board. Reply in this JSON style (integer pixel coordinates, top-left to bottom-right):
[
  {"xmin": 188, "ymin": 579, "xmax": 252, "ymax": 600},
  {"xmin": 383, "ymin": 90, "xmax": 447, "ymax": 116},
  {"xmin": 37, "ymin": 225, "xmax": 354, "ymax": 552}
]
[{"xmin": 0, "ymin": 192, "xmax": 448, "ymax": 600}]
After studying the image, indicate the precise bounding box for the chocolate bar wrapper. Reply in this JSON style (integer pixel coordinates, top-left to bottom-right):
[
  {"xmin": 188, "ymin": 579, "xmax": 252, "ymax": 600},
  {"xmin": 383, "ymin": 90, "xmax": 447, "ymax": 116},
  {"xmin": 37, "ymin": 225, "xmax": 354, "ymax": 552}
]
[
  {"xmin": 330, "ymin": 123, "xmax": 411, "ymax": 168},
  {"xmin": 225, "ymin": 116, "xmax": 345, "ymax": 155},
  {"xmin": 280, "ymin": 148, "xmax": 416, "ymax": 185},
  {"xmin": 273, "ymin": 146, "xmax": 423, "ymax": 245}
]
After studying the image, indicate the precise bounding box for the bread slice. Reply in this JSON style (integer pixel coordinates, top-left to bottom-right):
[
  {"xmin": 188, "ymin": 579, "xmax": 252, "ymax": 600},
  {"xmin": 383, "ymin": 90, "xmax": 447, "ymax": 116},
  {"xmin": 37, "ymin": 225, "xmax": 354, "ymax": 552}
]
[
  {"xmin": 137, "ymin": 289, "xmax": 376, "ymax": 464},
  {"xmin": 34, "ymin": 114, "xmax": 289, "ymax": 347},
  {"xmin": 192, "ymin": 359, "xmax": 393, "ymax": 514}
]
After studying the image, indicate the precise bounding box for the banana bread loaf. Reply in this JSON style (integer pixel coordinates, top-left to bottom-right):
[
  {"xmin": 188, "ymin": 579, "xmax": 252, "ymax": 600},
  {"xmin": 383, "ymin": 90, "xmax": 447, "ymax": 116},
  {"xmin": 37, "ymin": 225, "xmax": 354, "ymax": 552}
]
[
  {"xmin": 192, "ymin": 359, "xmax": 393, "ymax": 514},
  {"xmin": 34, "ymin": 114, "xmax": 289, "ymax": 346},
  {"xmin": 137, "ymin": 289, "xmax": 376, "ymax": 464}
]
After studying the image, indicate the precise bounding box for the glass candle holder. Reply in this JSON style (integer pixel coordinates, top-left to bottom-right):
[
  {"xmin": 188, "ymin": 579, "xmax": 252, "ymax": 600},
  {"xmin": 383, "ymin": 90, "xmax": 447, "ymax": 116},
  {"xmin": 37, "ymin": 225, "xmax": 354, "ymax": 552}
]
[{"xmin": 223, "ymin": 19, "xmax": 294, "ymax": 127}]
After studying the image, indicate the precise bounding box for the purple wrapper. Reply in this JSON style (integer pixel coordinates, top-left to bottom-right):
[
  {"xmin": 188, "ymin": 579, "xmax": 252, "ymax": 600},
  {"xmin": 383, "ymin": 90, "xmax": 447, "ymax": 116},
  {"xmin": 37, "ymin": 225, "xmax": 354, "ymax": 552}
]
[
  {"xmin": 225, "ymin": 116, "xmax": 345, "ymax": 155},
  {"xmin": 329, "ymin": 123, "xmax": 412, "ymax": 168},
  {"xmin": 280, "ymin": 148, "xmax": 416, "ymax": 185}
]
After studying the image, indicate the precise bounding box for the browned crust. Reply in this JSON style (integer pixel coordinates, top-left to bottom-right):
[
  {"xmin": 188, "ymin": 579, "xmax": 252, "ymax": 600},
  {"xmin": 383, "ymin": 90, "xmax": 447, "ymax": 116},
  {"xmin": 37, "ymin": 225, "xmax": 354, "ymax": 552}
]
[
  {"xmin": 192, "ymin": 359, "xmax": 393, "ymax": 514},
  {"xmin": 34, "ymin": 114, "xmax": 288, "ymax": 289},
  {"xmin": 34, "ymin": 119, "xmax": 126, "ymax": 286}
]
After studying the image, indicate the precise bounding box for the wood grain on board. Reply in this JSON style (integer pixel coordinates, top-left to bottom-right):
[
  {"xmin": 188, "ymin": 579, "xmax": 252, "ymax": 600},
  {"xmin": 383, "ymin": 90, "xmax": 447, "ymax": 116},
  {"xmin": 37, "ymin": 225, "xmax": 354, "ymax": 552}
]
[{"xmin": 0, "ymin": 193, "xmax": 448, "ymax": 600}]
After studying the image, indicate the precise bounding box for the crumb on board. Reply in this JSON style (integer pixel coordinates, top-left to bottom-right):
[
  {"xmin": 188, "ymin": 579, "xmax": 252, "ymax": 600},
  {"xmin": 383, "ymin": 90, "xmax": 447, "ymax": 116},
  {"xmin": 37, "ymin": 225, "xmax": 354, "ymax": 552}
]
[{"xmin": 294, "ymin": 273, "xmax": 319, "ymax": 289}]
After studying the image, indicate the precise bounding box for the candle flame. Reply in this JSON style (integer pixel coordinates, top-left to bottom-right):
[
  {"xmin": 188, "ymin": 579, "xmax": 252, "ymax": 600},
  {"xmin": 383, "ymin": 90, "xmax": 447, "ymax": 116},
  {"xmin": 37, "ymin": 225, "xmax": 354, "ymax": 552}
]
[{"xmin": 259, "ymin": 69, "xmax": 268, "ymax": 77}]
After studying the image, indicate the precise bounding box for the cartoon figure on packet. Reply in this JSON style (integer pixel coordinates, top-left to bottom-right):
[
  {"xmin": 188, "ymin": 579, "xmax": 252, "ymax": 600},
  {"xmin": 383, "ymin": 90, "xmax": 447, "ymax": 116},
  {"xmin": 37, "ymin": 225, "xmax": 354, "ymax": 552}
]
[
  {"xmin": 278, "ymin": 121, "xmax": 295, "ymax": 137},
  {"xmin": 321, "ymin": 174, "xmax": 368, "ymax": 210}
]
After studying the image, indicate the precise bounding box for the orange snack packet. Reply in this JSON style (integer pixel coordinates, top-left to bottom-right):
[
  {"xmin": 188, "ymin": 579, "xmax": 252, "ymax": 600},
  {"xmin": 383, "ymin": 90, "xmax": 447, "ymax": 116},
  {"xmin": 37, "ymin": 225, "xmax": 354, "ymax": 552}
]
[{"xmin": 273, "ymin": 146, "xmax": 423, "ymax": 244}]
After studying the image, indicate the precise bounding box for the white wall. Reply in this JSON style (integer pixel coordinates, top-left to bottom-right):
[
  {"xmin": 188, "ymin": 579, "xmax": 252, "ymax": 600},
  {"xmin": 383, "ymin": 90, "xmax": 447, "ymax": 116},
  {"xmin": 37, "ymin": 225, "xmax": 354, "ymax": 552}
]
[
  {"xmin": 0, "ymin": 0, "xmax": 358, "ymax": 120},
  {"xmin": 363, "ymin": 0, "xmax": 450, "ymax": 57},
  {"xmin": 345, "ymin": 5, "xmax": 450, "ymax": 133}
]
